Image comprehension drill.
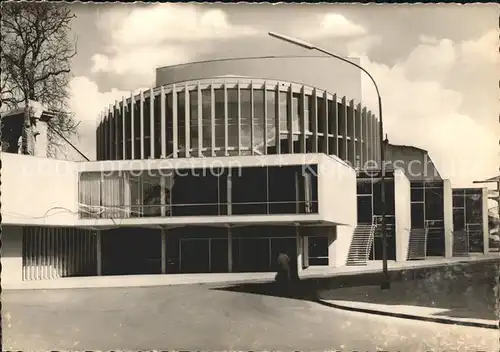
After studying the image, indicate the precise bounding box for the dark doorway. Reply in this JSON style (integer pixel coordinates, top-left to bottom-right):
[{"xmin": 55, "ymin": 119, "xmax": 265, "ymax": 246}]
[
  {"xmin": 211, "ymin": 238, "xmax": 229, "ymax": 273},
  {"xmin": 180, "ymin": 239, "xmax": 210, "ymax": 273},
  {"xmin": 101, "ymin": 228, "xmax": 162, "ymax": 276},
  {"xmin": 236, "ymin": 238, "xmax": 270, "ymax": 272}
]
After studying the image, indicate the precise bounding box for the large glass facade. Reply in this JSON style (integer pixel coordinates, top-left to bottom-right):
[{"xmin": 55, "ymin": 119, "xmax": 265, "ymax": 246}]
[
  {"xmin": 96, "ymin": 80, "xmax": 379, "ymax": 166},
  {"xmin": 410, "ymin": 181, "xmax": 445, "ymax": 256},
  {"xmin": 355, "ymin": 171, "xmax": 396, "ymax": 260},
  {"xmin": 77, "ymin": 165, "xmax": 319, "ymax": 219},
  {"xmin": 452, "ymin": 188, "xmax": 484, "ymax": 253}
]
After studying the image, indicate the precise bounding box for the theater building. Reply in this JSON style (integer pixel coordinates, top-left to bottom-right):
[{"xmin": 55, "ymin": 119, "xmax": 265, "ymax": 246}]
[{"xmin": 0, "ymin": 56, "xmax": 491, "ymax": 284}]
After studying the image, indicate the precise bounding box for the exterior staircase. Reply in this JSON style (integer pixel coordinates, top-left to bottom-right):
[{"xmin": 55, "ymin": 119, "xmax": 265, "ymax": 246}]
[
  {"xmin": 407, "ymin": 228, "xmax": 427, "ymax": 260},
  {"xmin": 346, "ymin": 223, "xmax": 376, "ymax": 266},
  {"xmin": 453, "ymin": 230, "xmax": 470, "ymax": 257}
]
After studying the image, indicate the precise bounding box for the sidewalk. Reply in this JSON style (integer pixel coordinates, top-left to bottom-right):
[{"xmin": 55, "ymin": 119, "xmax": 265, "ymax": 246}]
[{"xmin": 317, "ymin": 277, "xmax": 499, "ymax": 329}]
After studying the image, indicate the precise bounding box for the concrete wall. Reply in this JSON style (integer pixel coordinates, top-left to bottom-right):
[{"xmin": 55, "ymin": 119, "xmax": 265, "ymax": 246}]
[
  {"xmin": 319, "ymin": 154, "xmax": 358, "ymax": 226},
  {"xmin": 394, "ymin": 169, "xmax": 411, "ymax": 262},
  {"xmin": 2, "ymin": 153, "xmax": 78, "ymax": 226},
  {"xmin": 155, "ymin": 56, "xmax": 362, "ymax": 102},
  {"xmin": 443, "ymin": 179, "xmax": 454, "ymax": 257},
  {"xmin": 319, "ymin": 155, "xmax": 357, "ymax": 267},
  {"xmin": 385, "ymin": 143, "xmax": 441, "ymax": 181},
  {"xmin": 1, "ymin": 226, "xmax": 23, "ymax": 285}
]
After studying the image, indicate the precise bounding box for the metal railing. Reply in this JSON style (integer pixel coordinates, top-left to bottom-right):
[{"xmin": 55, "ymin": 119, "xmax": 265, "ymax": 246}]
[{"xmin": 78, "ymin": 200, "xmax": 319, "ymax": 219}]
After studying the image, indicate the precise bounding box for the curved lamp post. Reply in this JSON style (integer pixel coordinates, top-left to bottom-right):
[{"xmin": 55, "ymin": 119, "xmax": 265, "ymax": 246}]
[{"xmin": 268, "ymin": 32, "xmax": 390, "ymax": 290}]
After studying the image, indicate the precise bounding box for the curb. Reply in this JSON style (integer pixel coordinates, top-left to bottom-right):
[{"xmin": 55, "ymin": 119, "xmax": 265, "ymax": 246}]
[{"xmin": 314, "ymin": 297, "xmax": 499, "ymax": 330}]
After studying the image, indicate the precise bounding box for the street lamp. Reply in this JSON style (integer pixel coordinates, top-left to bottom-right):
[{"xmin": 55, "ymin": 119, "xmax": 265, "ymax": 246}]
[{"xmin": 268, "ymin": 32, "xmax": 390, "ymax": 289}]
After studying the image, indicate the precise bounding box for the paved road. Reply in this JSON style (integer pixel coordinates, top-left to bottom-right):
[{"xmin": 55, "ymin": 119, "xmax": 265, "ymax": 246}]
[{"xmin": 3, "ymin": 284, "xmax": 498, "ymax": 351}]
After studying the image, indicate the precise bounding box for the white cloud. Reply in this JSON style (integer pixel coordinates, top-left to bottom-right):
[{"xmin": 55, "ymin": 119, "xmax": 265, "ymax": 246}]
[
  {"xmin": 65, "ymin": 76, "xmax": 149, "ymax": 160},
  {"xmin": 69, "ymin": 76, "xmax": 143, "ymax": 123},
  {"xmin": 349, "ymin": 31, "xmax": 498, "ymax": 187},
  {"xmin": 402, "ymin": 38, "xmax": 456, "ymax": 81},
  {"xmin": 91, "ymin": 4, "xmax": 257, "ymax": 84},
  {"xmin": 300, "ymin": 13, "xmax": 367, "ymax": 38}
]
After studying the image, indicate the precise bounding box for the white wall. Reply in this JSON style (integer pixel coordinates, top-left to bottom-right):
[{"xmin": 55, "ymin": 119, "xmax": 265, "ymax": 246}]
[
  {"xmin": 1, "ymin": 226, "xmax": 23, "ymax": 284},
  {"xmin": 319, "ymin": 154, "xmax": 357, "ymax": 226},
  {"xmin": 394, "ymin": 169, "xmax": 411, "ymax": 262},
  {"xmin": 319, "ymin": 154, "xmax": 357, "ymax": 267},
  {"xmin": 1, "ymin": 153, "xmax": 78, "ymax": 226},
  {"xmin": 443, "ymin": 179, "xmax": 454, "ymax": 257}
]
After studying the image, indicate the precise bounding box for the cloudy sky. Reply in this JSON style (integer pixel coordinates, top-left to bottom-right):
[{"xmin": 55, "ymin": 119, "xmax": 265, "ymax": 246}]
[{"xmin": 67, "ymin": 3, "xmax": 498, "ymax": 188}]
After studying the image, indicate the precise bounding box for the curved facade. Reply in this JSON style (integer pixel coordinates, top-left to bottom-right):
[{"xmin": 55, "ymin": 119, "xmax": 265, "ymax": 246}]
[
  {"xmin": 155, "ymin": 56, "xmax": 362, "ymax": 101},
  {"xmin": 96, "ymin": 78, "xmax": 381, "ymax": 168}
]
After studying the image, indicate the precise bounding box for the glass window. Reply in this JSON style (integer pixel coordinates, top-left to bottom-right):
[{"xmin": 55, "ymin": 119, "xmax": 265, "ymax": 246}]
[
  {"xmin": 227, "ymin": 89, "xmax": 238, "ymax": 149},
  {"xmin": 425, "ymin": 187, "xmax": 444, "ymax": 221},
  {"xmin": 202, "ymin": 89, "xmax": 211, "ymax": 150},
  {"xmin": 214, "ymin": 89, "xmax": 225, "ymax": 149},
  {"xmin": 154, "ymin": 95, "xmax": 162, "ymax": 158},
  {"xmin": 177, "ymin": 91, "xmax": 186, "ymax": 156},
  {"xmin": 231, "ymin": 166, "xmax": 268, "ymax": 215},
  {"xmin": 453, "ymin": 208, "xmax": 465, "ymax": 230},
  {"xmin": 189, "ymin": 90, "xmax": 199, "ymax": 150},
  {"xmin": 292, "ymin": 93, "xmax": 300, "ymax": 137},
  {"xmin": 317, "ymin": 97, "xmax": 325, "ymax": 134},
  {"xmin": 101, "ymin": 172, "xmax": 125, "ymax": 218},
  {"xmin": 452, "ymin": 194, "xmax": 464, "ymax": 208},
  {"xmin": 253, "ymin": 89, "xmax": 265, "ymax": 153},
  {"xmin": 170, "ymin": 168, "xmax": 220, "ymax": 216},
  {"xmin": 268, "ymin": 165, "xmax": 298, "ymax": 214},
  {"xmin": 411, "ymin": 187, "xmax": 424, "ymax": 202},
  {"xmin": 357, "ymin": 179, "xmax": 372, "ymax": 195},
  {"xmin": 373, "ymin": 178, "xmax": 395, "ymax": 216},
  {"xmin": 347, "ymin": 103, "xmax": 354, "ymax": 139},
  {"xmin": 165, "ymin": 93, "xmax": 173, "ymax": 157},
  {"xmin": 279, "ymin": 91, "xmax": 288, "ymax": 132},
  {"xmin": 143, "ymin": 97, "xmax": 151, "ymax": 159},
  {"xmin": 240, "ymin": 89, "xmax": 251, "ymax": 150},
  {"xmin": 466, "ymin": 193, "xmax": 482, "ymax": 224},
  {"xmin": 308, "ymin": 236, "xmax": 329, "ymax": 266},
  {"xmin": 266, "ymin": 90, "xmax": 276, "ymax": 149},
  {"xmin": 337, "ymin": 102, "xmax": 345, "ymax": 136},
  {"xmin": 411, "ymin": 202, "xmax": 425, "ymax": 228},
  {"xmin": 133, "ymin": 100, "xmax": 141, "ymax": 159},
  {"xmin": 357, "ymin": 195, "xmax": 373, "ymax": 223},
  {"xmin": 140, "ymin": 172, "xmax": 163, "ymax": 217},
  {"xmin": 355, "ymin": 107, "xmax": 361, "ymax": 139},
  {"xmin": 123, "ymin": 102, "xmax": 131, "ymax": 159}
]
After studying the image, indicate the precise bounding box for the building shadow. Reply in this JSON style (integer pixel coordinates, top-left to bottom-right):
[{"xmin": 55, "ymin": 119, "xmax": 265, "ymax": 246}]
[
  {"xmin": 214, "ymin": 260, "xmax": 500, "ymax": 322},
  {"xmin": 318, "ymin": 261, "xmax": 500, "ymax": 322}
]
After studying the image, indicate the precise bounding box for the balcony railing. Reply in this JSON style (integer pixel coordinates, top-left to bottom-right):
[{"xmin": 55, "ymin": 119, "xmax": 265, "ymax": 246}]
[{"xmin": 78, "ymin": 200, "xmax": 319, "ymax": 219}]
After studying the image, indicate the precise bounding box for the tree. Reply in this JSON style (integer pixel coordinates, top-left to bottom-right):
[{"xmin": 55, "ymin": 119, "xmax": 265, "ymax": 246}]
[{"xmin": 1, "ymin": 2, "xmax": 79, "ymax": 157}]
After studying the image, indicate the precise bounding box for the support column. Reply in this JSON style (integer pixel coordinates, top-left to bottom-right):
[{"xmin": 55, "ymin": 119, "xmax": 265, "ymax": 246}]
[
  {"xmin": 96, "ymin": 230, "xmax": 102, "ymax": 276},
  {"xmin": 443, "ymin": 179, "xmax": 454, "ymax": 257},
  {"xmin": 295, "ymin": 225, "xmax": 303, "ymax": 272},
  {"xmin": 161, "ymin": 228, "xmax": 167, "ymax": 274},
  {"xmin": 227, "ymin": 227, "xmax": 233, "ymax": 273},
  {"xmin": 303, "ymin": 235, "xmax": 310, "ymax": 268}
]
